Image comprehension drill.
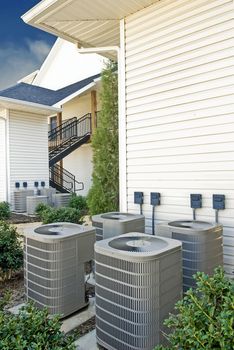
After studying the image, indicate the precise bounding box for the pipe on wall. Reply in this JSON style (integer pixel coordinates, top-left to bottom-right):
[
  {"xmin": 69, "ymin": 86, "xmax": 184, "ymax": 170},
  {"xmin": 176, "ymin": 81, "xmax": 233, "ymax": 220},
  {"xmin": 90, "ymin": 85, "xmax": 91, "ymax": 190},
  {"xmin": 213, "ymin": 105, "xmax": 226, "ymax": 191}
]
[{"xmin": 0, "ymin": 112, "xmax": 9, "ymax": 202}]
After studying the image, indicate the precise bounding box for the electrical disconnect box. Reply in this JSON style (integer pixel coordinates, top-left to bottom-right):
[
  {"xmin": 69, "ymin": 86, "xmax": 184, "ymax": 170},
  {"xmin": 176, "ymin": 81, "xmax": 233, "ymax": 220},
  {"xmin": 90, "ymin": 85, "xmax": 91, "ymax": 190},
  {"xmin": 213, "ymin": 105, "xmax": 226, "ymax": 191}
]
[
  {"xmin": 151, "ymin": 192, "xmax": 161, "ymax": 206},
  {"xmin": 213, "ymin": 194, "xmax": 225, "ymax": 210},
  {"xmin": 190, "ymin": 194, "xmax": 202, "ymax": 209},
  {"xmin": 134, "ymin": 191, "xmax": 144, "ymax": 204}
]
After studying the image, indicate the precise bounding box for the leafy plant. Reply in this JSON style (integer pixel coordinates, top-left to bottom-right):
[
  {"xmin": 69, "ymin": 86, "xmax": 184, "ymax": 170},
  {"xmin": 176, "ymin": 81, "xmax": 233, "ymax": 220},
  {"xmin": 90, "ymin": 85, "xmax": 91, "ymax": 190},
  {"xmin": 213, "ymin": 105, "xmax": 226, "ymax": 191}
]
[
  {"xmin": 0, "ymin": 303, "xmax": 75, "ymax": 349},
  {"xmin": 35, "ymin": 202, "xmax": 49, "ymax": 216},
  {"xmin": 0, "ymin": 202, "xmax": 10, "ymax": 220},
  {"xmin": 87, "ymin": 61, "xmax": 119, "ymax": 215},
  {"xmin": 0, "ymin": 221, "xmax": 23, "ymax": 281},
  {"xmin": 0, "ymin": 290, "xmax": 12, "ymax": 311},
  {"xmin": 154, "ymin": 267, "xmax": 234, "ymax": 350},
  {"xmin": 36, "ymin": 205, "xmax": 84, "ymax": 225},
  {"xmin": 69, "ymin": 195, "xmax": 88, "ymax": 214}
]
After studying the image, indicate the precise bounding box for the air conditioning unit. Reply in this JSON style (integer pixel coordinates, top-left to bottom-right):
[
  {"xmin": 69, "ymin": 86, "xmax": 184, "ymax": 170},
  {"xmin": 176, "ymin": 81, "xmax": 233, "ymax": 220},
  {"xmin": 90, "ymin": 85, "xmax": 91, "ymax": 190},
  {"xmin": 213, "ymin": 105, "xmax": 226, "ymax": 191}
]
[
  {"xmin": 40, "ymin": 188, "xmax": 56, "ymax": 205},
  {"xmin": 26, "ymin": 195, "xmax": 48, "ymax": 215},
  {"xmin": 95, "ymin": 232, "xmax": 182, "ymax": 350},
  {"xmin": 14, "ymin": 189, "xmax": 34, "ymax": 212},
  {"xmin": 24, "ymin": 222, "xmax": 96, "ymax": 317},
  {"xmin": 52, "ymin": 193, "xmax": 72, "ymax": 207},
  {"xmin": 157, "ymin": 220, "xmax": 223, "ymax": 292},
  {"xmin": 92, "ymin": 212, "xmax": 145, "ymax": 241}
]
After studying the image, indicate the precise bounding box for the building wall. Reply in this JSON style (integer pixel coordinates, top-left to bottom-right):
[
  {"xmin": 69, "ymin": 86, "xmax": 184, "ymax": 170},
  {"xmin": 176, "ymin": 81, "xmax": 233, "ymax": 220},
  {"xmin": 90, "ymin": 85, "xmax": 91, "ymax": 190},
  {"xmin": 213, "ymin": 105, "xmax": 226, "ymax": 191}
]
[
  {"xmin": 62, "ymin": 94, "xmax": 92, "ymax": 120},
  {"xmin": 63, "ymin": 144, "xmax": 93, "ymax": 196},
  {"xmin": 8, "ymin": 110, "xmax": 49, "ymax": 206},
  {"xmin": 33, "ymin": 38, "xmax": 105, "ymax": 89},
  {"xmin": 124, "ymin": 0, "xmax": 234, "ymax": 277},
  {"xmin": 0, "ymin": 116, "xmax": 6, "ymax": 202},
  {"xmin": 61, "ymin": 92, "xmax": 100, "ymax": 196}
]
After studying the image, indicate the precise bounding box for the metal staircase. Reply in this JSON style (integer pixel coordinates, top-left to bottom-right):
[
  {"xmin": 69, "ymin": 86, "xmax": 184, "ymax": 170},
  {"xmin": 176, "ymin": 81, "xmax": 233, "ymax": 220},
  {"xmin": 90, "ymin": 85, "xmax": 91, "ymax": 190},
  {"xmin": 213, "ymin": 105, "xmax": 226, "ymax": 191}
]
[
  {"xmin": 49, "ymin": 164, "xmax": 84, "ymax": 193},
  {"xmin": 48, "ymin": 113, "xmax": 92, "ymax": 193},
  {"xmin": 48, "ymin": 113, "xmax": 92, "ymax": 166}
]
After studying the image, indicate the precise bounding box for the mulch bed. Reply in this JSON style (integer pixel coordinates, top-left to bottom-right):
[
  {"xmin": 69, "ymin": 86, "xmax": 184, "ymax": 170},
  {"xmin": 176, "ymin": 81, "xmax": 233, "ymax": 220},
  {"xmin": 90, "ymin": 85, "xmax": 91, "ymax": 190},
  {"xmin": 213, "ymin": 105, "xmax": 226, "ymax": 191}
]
[
  {"xmin": 0, "ymin": 272, "xmax": 104, "ymax": 346},
  {"xmin": 0, "ymin": 270, "xmax": 25, "ymax": 309},
  {"xmin": 1, "ymin": 215, "xmax": 99, "ymax": 344},
  {"xmin": 6, "ymin": 212, "xmax": 39, "ymax": 224}
]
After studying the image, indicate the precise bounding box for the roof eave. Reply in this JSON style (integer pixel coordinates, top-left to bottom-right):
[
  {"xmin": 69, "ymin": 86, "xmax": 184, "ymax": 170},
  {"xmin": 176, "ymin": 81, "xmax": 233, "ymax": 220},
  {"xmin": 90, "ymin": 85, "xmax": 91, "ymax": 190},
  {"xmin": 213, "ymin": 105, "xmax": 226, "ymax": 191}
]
[
  {"xmin": 0, "ymin": 96, "xmax": 61, "ymax": 116},
  {"xmin": 53, "ymin": 82, "xmax": 96, "ymax": 107}
]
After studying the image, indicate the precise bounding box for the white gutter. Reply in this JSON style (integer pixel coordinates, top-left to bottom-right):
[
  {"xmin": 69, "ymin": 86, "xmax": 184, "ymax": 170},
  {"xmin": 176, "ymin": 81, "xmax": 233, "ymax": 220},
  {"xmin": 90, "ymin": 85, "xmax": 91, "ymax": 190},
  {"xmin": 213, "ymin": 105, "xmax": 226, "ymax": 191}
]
[
  {"xmin": 5, "ymin": 110, "xmax": 10, "ymax": 203},
  {"xmin": 76, "ymin": 46, "xmax": 119, "ymax": 54},
  {"xmin": 0, "ymin": 113, "xmax": 9, "ymax": 202},
  {"xmin": 118, "ymin": 19, "xmax": 127, "ymax": 212},
  {"xmin": 0, "ymin": 96, "xmax": 61, "ymax": 115}
]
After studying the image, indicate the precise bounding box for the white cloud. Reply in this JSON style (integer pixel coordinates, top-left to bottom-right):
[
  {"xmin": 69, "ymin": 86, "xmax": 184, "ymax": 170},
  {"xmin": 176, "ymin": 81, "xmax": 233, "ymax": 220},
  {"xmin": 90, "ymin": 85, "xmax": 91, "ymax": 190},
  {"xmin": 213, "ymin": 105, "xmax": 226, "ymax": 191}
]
[{"xmin": 0, "ymin": 39, "xmax": 52, "ymax": 90}]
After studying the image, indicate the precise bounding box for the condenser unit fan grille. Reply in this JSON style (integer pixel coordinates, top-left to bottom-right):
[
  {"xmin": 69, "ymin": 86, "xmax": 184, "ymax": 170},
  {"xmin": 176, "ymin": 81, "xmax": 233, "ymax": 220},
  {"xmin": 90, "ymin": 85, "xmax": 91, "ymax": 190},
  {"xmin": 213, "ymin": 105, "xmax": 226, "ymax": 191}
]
[{"xmin": 95, "ymin": 234, "xmax": 182, "ymax": 350}]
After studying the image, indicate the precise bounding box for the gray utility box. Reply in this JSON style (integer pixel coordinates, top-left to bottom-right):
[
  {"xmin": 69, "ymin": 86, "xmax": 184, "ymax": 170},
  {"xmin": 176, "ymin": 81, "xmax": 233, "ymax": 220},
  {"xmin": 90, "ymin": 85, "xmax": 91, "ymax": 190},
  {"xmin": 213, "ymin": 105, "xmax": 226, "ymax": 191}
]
[
  {"xmin": 24, "ymin": 222, "xmax": 95, "ymax": 317},
  {"xmin": 157, "ymin": 220, "xmax": 223, "ymax": 291},
  {"xmin": 95, "ymin": 232, "xmax": 182, "ymax": 350},
  {"xmin": 26, "ymin": 195, "xmax": 48, "ymax": 215},
  {"xmin": 14, "ymin": 189, "xmax": 34, "ymax": 212},
  {"xmin": 40, "ymin": 188, "xmax": 56, "ymax": 205},
  {"xmin": 92, "ymin": 212, "xmax": 145, "ymax": 241},
  {"xmin": 52, "ymin": 193, "xmax": 72, "ymax": 207}
]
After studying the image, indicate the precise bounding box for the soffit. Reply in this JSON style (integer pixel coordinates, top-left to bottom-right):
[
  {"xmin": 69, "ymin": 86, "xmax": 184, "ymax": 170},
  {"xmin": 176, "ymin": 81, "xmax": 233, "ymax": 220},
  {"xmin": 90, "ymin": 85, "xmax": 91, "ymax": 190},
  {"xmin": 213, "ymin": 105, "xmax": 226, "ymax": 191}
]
[{"xmin": 22, "ymin": 0, "xmax": 160, "ymax": 47}]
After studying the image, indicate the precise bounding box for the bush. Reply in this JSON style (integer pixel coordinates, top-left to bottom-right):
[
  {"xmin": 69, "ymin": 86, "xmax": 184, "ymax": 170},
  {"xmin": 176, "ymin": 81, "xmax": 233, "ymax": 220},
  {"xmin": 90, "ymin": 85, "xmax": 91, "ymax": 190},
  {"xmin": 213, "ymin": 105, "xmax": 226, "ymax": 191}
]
[
  {"xmin": 0, "ymin": 221, "xmax": 23, "ymax": 281},
  {"xmin": 154, "ymin": 267, "xmax": 234, "ymax": 350},
  {"xmin": 0, "ymin": 202, "xmax": 10, "ymax": 220},
  {"xmin": 0, "ymin": 303, "xmax": 75, "ymax": 349},
  {"xmin": 35, "ymin": 202, "xmax": 49, "ymax": 216},
  {"xmin": 69, "ymin": 195, "xmax": 88, "ymax": 214},
  {"xmin": 87, "ymin": 61, "xmax": 119, "ymax": 215},
  {"xmin": 37, "ymin": 205, "xmax": 84, "ymax": 225}
]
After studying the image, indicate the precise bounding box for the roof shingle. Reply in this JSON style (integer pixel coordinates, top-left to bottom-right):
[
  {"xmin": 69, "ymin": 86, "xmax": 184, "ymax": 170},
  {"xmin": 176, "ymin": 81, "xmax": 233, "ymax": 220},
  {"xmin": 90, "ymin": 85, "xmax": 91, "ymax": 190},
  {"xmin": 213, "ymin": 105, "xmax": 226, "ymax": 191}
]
[{"xmin": 0, "ymin": 73, "xmax": 100, "ymax": 106}]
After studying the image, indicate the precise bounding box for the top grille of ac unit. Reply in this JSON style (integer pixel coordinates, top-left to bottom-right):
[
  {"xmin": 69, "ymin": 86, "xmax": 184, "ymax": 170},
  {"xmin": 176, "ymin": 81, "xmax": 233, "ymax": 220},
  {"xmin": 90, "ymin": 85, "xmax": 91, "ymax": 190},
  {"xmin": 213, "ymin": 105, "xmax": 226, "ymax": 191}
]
[
  {"xmin": 157, "ymin": 220, "xmax": 223, "ymax": 292},
  {"xmin": 95, "ymin": 232, "xmax": 182, "ymax": 350},
  {"xmin": 24, "ymin": 222, "xmax": 95, "ymax": 317},
  {"xmin": 92, "ymin": 212, "xmax": 145, "ymax": 240},
  {"xmin": 14, "ymin": 189, "xmax": 34, "ymax": 212},
  {"xmin": 52, "ymin": 193, "xmax": 72, "ymax": 207}
]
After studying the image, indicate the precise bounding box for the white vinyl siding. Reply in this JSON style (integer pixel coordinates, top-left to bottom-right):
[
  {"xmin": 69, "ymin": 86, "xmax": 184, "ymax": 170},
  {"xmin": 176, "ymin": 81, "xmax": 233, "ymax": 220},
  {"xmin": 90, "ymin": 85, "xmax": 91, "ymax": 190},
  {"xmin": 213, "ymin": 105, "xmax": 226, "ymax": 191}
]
[
  {"xmin": 0, "ymin": 118, "xmax": 6, "ymax": 202},
  {"xmin": 124, "ymin": 0, "xmax": 234, "ymax": 278},
  {"xmin": 8, "ymin": 111, "xmax": 49, "ymax": 205}
]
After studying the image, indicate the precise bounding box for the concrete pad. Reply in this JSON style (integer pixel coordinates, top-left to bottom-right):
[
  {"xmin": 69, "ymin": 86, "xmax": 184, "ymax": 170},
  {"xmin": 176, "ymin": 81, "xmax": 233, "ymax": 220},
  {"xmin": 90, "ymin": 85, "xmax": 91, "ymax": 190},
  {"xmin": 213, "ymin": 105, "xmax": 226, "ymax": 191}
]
[
  {"xmin": 8, "ymin": 298, "xmax": 95, "ymax": 335},
  {"xmin": 61, "ymin": 297, "xmax": 96, "ymax": 333},
  {"xmin": 8, "ymin": 303, "xmax": 26, "ymax": 315},
  {"xmin": 14, "ymin": 222, "xmax": 42, "ymax": 235},
  {"xmin": 75, "ymin": 329, "xmax": 98, "ymax": 350},
  {"xmin": 86, "ymin": 272, "xmax": 95, "ymax": 286}
]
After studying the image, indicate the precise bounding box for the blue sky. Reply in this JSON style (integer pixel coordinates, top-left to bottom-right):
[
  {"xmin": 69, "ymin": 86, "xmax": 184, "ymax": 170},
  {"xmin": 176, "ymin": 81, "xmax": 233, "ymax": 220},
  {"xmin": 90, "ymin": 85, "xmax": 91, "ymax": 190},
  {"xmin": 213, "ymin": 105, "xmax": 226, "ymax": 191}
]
[{"xmin": 0, "ymin": 0, "xmax": 56, "ymax": 90}]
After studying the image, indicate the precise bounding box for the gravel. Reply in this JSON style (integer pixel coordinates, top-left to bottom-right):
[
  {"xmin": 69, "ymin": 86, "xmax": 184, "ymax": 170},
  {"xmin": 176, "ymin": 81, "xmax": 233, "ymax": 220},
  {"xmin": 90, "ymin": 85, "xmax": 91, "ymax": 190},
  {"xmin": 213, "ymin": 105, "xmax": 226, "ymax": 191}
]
[{"xmin": 6, "ymin": 213, "xmax": 39, "ymax": 224}]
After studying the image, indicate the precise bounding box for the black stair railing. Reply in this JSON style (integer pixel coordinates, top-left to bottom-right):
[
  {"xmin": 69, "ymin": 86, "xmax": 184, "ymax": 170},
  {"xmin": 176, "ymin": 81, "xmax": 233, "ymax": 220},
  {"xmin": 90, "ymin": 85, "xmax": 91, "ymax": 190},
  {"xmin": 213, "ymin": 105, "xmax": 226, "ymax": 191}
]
[
  {"xmin": 49, "ymin": 164, "xmax": 84, "ymax": 193},
  {"xmin": 48, "ymin": 117, "xmax": 77, "ymax": 140},
  {"xmin": 48, "ymin": 113, "xmax": 91, "ymax": 163}
]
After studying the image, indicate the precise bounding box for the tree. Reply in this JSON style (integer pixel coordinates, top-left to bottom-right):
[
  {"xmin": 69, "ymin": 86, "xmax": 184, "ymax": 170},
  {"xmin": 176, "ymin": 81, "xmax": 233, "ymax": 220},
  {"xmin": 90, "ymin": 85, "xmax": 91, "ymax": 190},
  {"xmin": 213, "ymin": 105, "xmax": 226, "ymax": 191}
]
[{"xmin": 87, "ymin": 61, "xmax": 119, "ymax": 215}]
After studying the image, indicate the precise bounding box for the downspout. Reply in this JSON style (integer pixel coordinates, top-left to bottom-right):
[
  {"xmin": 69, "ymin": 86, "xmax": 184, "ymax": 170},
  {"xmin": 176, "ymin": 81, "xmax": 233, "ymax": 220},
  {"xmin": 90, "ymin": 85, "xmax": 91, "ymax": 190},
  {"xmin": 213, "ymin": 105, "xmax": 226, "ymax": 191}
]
[
  {"xmin": 76, "ymin": 19, "xmax": 127, "ymax": 211},
  {"xmin": 0, "ymin": 111, "xmax": 10, "ymax": 202}
]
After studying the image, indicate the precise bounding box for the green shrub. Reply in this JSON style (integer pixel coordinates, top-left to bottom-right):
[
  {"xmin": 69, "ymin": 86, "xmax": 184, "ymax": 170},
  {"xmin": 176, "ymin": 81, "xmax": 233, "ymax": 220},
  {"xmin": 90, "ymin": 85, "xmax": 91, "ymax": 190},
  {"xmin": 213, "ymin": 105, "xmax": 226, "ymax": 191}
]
[
  {"xmin": 39, "ymin": 206, "xmax": 83, "ymax": 225},
  {"xmin": 0, "ymin": 221, "xmax": 23, "ymax": 281},
  {"xmin": 0, "ymin": 303, "xmax": 75, "ymax": 349},
  {"xmin": 0, "ymin": 290, "xmax": 12, "ymax": 311},
  {"xmin": 69, "ymin": 195, "xmax": 88, "ymax": 214},
  {"xmin": 87, "ymin": 61, "xmax": 119, "ymax": 215},
  {"xmin": 154, "ymin": 267, "xmax": 234, "ymax": 350},
  {"xmin": 35, "ymin": 202, "xmax": 49, "ymax": 216},
  {"xmin": 0, "ymin": 202, "xmax": 10, "ymax": 220}
]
